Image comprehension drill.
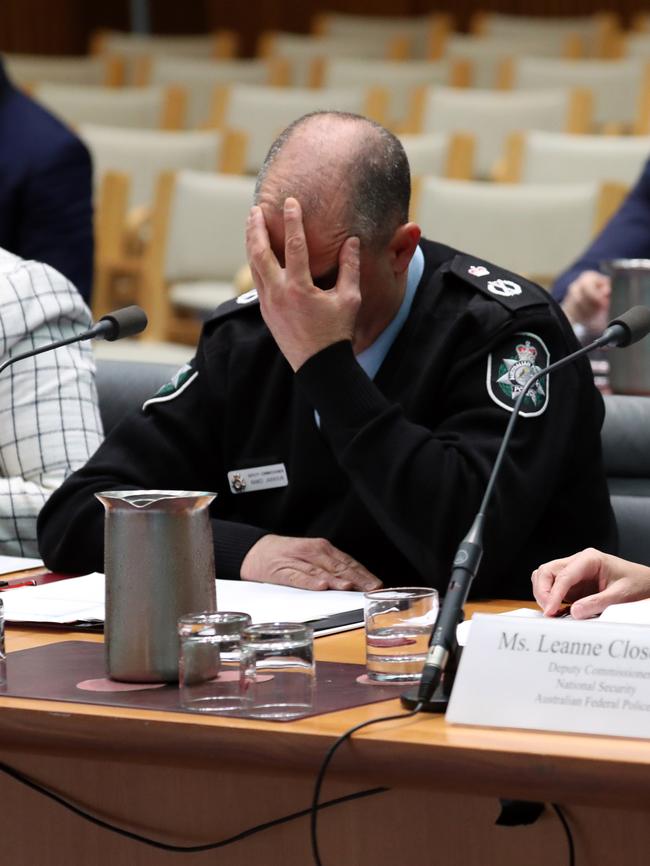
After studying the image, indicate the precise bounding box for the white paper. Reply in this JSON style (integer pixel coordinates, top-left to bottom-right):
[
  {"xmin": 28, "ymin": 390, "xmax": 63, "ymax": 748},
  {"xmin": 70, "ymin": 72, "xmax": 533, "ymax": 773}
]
[
  {"xmin": 456, "ymin": 607, "xmax": 541, "ymax": 646},
  {"xmin": 456, "ymin": 599, "xmax": 650, "ymax": 647},
  {"xmin": 2, "ymin": 573, "xmax": 105, "ymax": 623},
  {"xmin": 600, "ymin": 598, "xmax": 650, "ymax": 625},
  {"xmin": 216, "ymin": 579, "xmax": 363, "ymax": 625},
  {"xmin": 1, "ymin": 573, "xmax": 365, "ymax": 632},
  {"xmin": 0, "ymin": 555, "xmax": 44, "ymax": 575}
]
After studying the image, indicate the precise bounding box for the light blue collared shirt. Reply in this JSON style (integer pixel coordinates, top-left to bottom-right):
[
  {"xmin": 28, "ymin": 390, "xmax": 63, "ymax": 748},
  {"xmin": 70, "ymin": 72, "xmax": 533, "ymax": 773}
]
[
  {"xmin": 356, "ymin": 243, "xmax": 425, "ymax": 380},
  {"xmin": 314, "ymin": 244, "xmax": 424, "ymax": 426}
]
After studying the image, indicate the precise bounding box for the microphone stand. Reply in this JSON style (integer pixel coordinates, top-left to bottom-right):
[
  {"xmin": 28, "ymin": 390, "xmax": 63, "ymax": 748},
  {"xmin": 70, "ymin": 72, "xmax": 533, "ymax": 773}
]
[
  {"xmin": 0, "ymin": 306, "xmax": 147, "ymax": 377},
  {"xmin": 401, "ymin": 327, "xmax": 623, "ymax": 713},
  {"xmin": 0, "ymin": 325, "xmax": 106, "ymax": 377}
]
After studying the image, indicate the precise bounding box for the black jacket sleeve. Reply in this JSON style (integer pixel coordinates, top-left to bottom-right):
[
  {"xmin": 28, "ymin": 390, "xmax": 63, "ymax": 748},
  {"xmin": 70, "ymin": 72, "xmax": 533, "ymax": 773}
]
[
  {"xmin": 37, "ymin": 355, "xmax": 267, "ymax": 577},
  {"xmin": 294, "ymin": 305, "xmax": 605, "ymax": 595}
]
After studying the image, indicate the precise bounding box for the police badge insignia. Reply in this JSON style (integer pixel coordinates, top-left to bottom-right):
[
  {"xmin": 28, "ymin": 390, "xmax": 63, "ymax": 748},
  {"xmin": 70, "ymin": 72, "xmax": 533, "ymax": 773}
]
[
  {"xmin": 486, "ymin": 333, "xmax": 550, "ymax": 417},
  {"xmin": 487, "ymin": 278, "xmax": 522, "ymax": 297},
  {"xmin": 236, "ymin": 288, "xmax": 259, "ymax": 304}
]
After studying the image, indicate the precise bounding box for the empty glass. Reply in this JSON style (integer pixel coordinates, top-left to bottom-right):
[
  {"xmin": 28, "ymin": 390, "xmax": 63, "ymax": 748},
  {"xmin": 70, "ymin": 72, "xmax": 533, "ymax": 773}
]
[
  {"xmin": 178, "ymin": 611, "xmax": 251, "ymax": 713},
  {"xmin": 240, "ymin": 622, "xmax": 314, "ymax": 720}
]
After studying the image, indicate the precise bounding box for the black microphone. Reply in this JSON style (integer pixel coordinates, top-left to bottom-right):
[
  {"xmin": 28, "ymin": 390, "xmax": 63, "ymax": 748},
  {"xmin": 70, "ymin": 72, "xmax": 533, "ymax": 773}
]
[
  {"xmin": 597, "ymin": 305, "xmax": 650, "ymax": 348},
  {"xmin": 86, "ymin": 305, "xmax": 149, "ymax": 342},
  {"xmin": 402, "ymin": 305, "xmax": 650, "ymax": 712},
  {"xmin": 0, "ymin": 305, "xmax": 148, "ymax": 377}
]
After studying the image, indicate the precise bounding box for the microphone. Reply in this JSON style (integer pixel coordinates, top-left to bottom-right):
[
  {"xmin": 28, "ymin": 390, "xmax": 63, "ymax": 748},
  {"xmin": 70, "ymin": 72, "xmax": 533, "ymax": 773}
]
[
  {"xmin": 0, "ymin": 305, "xmax": 148, "ymax": 377},
  {"xmin": 85, "ymin": 305, "xmax": 149, "ymax": 342},
  {"xmin": 597, "ymin": 305, "xmax": 650, "ymax": 348},
  {"xmin": 402, "ymin": 306, "xmax": 650, "ymax": 712}
]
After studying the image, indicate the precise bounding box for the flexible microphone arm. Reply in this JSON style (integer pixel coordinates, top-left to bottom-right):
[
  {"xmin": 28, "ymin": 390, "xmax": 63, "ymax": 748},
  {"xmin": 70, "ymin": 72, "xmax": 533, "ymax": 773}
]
[
  {"xmin": 403, "ymin": 305, "xmax": 650, "ymax": 711},
  {"xmin": 0, "ymin": 305, "xmax": 148, "ymax": 377}
]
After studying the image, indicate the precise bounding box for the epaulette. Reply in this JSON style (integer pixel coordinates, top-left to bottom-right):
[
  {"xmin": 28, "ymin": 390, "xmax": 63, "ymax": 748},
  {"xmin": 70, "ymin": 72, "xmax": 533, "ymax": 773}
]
[
  {"xmin": 449, "ymin": 254, "xmax": 549, "ymax": 313},
  {"xmin": 204, "ymin": 288, "xmax": 260, "ymax": 326}
]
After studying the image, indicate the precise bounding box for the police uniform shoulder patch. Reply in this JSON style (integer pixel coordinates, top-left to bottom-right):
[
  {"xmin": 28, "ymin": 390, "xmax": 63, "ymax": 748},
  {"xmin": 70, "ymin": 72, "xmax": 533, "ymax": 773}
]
[
  {"xmin": 204, "ymin": 289, "xmax": 260, "ymax": 326},
  {"xmin": 486, "ymin": 332, "xmax": 550, "ymax": 417},
  {"xmin": 236, "ymin": 288, "xmax": 259, "ymax": 305},
  {"xmin": 142, "ymin": 363, "xmax": 198, "ymax": 411},
  {"xmin": 450, "ymin": 255, "xmax": 547, "ymax": 312}
]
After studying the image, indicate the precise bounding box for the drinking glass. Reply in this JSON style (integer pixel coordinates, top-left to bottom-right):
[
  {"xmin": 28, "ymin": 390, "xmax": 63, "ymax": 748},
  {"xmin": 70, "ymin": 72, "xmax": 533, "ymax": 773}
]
[
  {"xmin": 240, "ymin": 622, "xmax": 314, "ymax": 720},
  {"xmin": 178, "ymin": 611, "xmax": 251, "ymax": 713},
  {"xmin": 364, "ymin": 587, "xmax": 439, "ymax": 683}
]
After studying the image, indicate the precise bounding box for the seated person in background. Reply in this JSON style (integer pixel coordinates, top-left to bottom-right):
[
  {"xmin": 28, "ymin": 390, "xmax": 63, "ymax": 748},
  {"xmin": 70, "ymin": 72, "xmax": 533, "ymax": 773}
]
[
  {"xmin": 0, "ymin": 57, "xmax": 93, "ymax": 303},
  {"xmin": 38, "ymin": 112, "xmax": 615, "ymax": 597},
  {"xmin": 532, "ymin": 549, "xmax": 650, "ymax": 620},
  {"xmin": 0, "ymin": 248, "xmax": 103, "ymax": 556},
  {"xmin": 552, "ymin": 159, "xmax": 650, "ymax": 335}
]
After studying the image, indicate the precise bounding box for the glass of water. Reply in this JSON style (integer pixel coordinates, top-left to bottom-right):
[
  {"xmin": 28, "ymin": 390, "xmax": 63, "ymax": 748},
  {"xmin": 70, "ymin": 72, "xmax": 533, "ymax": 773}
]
[
  {"xmin": 364, "ymin": 587, "xmax": 439, "ymax": 683},
  {"xmin": 240, "ymin": 622, "xmax": 314, "ymax": 720},
  {"xmin": 178, "ymin": 611, "xmax": 252, "ymax": 713}
]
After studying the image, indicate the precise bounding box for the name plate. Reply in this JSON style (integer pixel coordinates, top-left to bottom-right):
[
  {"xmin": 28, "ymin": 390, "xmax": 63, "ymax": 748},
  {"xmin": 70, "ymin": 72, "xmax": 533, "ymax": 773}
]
[{"xmin": 447, "ymin": 614, "xmax": 650, "ymax": 739}]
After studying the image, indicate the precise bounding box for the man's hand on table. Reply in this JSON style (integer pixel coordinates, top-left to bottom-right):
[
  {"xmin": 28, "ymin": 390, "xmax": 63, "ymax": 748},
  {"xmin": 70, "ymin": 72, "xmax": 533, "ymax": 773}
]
[
  {"xmin": 246, "ymin": 197, "xmax": 361, "ymax": 371},
  {"xmin": 240, "ymin": 534, "xmax": 383, "ymax": 592}
]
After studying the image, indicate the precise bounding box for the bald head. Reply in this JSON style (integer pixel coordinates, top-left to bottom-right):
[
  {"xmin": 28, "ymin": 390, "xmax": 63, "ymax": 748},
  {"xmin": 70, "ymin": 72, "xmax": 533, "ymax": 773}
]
[{"xmin": 255, "ymin": 112, "xmax": 410, "ymax": 249}]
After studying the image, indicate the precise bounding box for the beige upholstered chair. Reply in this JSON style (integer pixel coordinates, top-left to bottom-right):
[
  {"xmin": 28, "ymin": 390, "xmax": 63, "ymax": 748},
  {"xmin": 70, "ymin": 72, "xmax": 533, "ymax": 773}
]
[
  {"xmin": 318, "ymin": 58, "xmax": 470, "ymax": 128},
  {"xmin": 258, "ymin": 32, "xmax": 407, "ymax": 87},
  {"xmin": 142, "ymin": 56, "xmax": 288, "ymax": 128},
  {"xmin": 81, "ymin": 125, "xmax": 244, "ymax": 208},
  {"xmin": 470, "ymin": 12, "xmax": 619, "ymax": 57},
  {"xmin": 633, "ymin": 13, "xmax": 650, "ymax": 31},
  {"xmin": 4, "ymin": 53, "xmax": 123, "ymax": 87},
  {"xmin": 399, "ymin": 132, "xmax": 475, "ymax": 183},
  {"xmin": 207, "ymin": 83, "xmax": 388, "ymax": 174},
  {"xmin": 312, "ymin": 12, "xmax": 453, "ymax": 59},
  {"xmin": 139, "ymin": 170, "xmax": 256, "ymax": 342},
  {"xmin": 443, "ymin": 34, "xmax": 583, "ymax": 89},
  {"xmin": 503, "ymin": 57, "xmax": 650, "ymax": 130},
  {"xmin": 32, "ymin": 83, "xmax": 186, "ymax": 130},
  {"xmin": 405, "ymin": 86, "xmax": 592, "ymax": 179},
  {"xmin": 91, "ymin": 30, "xmax": 238, "ymax": 58},
  {"xmin": 413, "ymin": 177, "xmax": 615, "ymax": 286},
  {"xmin": 89, "ymin": 30, "xmax": 239, "ymax": 84},
  {"xmin": 86, "ymin": 127, "xmax": 246, "ymax": 321},
  {"xmin": 500, "ymin": 130, "xmax": 650, "ymax": 187},
  {"xmin": 623, "ymin": 33, "xmax": 650, "ymax": 59}
]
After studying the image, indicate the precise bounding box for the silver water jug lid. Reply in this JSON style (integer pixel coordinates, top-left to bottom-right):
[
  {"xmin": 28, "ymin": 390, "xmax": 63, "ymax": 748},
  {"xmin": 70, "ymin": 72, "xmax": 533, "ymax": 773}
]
[
  {"xmin": 95, "ymin": 489, "xmax": 216, "ymax": 511},
  {"xmin": 601, "ymin": 259, "xmax": 650, "ymax": 275}
]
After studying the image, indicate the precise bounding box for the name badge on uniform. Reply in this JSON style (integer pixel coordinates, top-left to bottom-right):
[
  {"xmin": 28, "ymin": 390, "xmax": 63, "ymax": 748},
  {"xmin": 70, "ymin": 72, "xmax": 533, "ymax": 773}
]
[{"xmin": 227, "ymin": 463, "xmax": 288, "ymax": 494}]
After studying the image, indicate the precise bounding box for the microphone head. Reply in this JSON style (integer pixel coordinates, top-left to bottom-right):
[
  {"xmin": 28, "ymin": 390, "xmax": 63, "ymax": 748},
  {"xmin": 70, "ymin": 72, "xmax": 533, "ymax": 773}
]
[
  {"xmin": 97, "ymin": 306, "xmax": 148, "ymax": 341},
  {"xmin": 605, "ymin": 306, "xmax": 650, "ymax": 348}
]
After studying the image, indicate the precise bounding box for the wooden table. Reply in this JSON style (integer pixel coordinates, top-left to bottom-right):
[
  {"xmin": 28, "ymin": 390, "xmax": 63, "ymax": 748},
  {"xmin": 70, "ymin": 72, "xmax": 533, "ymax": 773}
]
[{"xmin": 1, "ymin": 599, "xmax": 650, "ymax": 866}]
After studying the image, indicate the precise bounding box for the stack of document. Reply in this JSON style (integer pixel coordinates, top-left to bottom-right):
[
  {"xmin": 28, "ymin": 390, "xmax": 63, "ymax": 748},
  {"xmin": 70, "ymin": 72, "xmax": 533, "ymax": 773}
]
[{"xmin": 1, "ymin": 573, "xmax": 366, "ymax": 636}]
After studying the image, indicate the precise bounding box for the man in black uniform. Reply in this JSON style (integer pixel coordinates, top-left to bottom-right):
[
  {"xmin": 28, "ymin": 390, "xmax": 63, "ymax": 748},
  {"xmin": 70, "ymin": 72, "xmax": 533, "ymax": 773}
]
[{"xmin": 38, "ymin": 112, "xmax": 616, "ymax": 598}]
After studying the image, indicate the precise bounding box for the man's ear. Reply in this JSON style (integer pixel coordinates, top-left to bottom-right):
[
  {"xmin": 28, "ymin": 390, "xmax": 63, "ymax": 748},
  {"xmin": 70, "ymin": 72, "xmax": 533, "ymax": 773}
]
[{"xmin": 389, "ymin": 223, "xmax": 421, "ymax": 276}]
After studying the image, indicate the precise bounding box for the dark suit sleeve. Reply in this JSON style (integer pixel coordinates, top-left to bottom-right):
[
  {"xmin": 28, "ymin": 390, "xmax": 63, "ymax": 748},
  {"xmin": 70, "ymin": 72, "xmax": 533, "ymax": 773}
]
[
  {"xmin": 552, "ymin": 158, "xmax": 650, "ymax": 302},
  {"xmin": 18, "ymin": 135, "xmax": 94, "ymax": 303}
]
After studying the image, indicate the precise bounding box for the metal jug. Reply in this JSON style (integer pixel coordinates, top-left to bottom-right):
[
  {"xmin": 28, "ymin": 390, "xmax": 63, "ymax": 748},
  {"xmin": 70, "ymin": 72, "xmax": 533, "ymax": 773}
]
[
  {"xmin": 96, "ymin": 490, "xmax": 217, "ymax": 683},
  {"xmin": 602, "ymin": 259, "xmax": 650, "ymax": 394}
]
